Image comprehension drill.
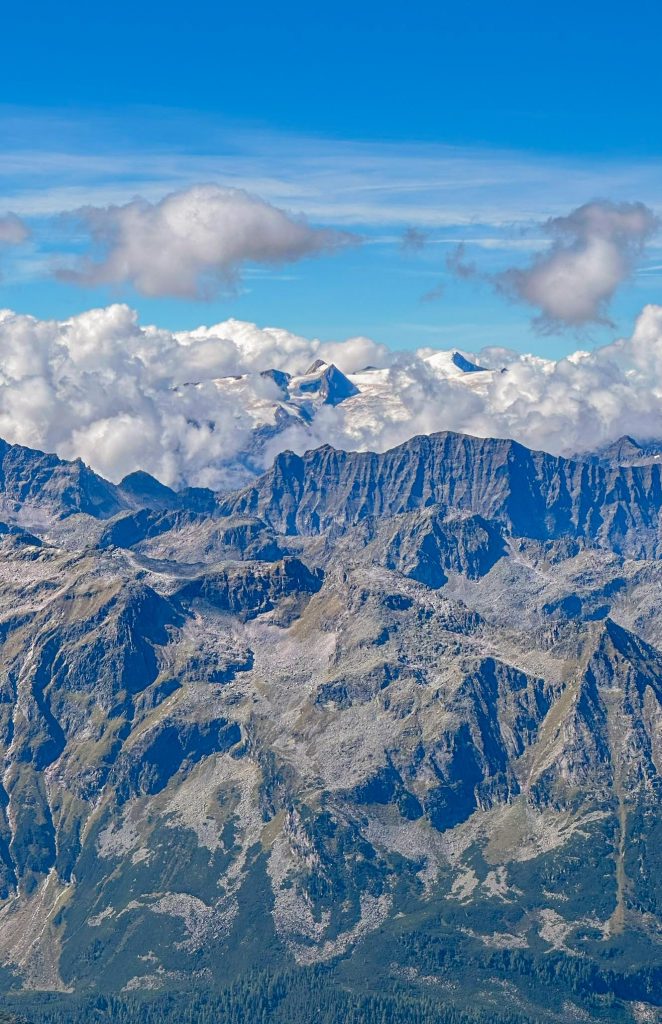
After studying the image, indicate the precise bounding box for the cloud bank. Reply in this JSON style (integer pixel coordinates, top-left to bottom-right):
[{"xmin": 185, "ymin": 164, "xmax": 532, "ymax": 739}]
[
  {"xmin": 57, "ymin": 185, "xmax": 354, "ymax": 298},
  {"xmin": 2, "ymin": 303, "xmax": 662, "ymax": 490},
  {"xmin": 266, "ymin": 307, "xmax": 662, "ymax": 469},
  {"xmin": 0, "ymin": 305, "xmax": 389, "ymax": 487}
]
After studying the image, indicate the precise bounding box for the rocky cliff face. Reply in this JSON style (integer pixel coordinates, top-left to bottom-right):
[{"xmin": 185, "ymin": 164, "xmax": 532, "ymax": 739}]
[
  {"xmin": 222, "ymin": 431, "xmax": 662, "ymax": 557},
  {"xmin": 0, "ymin": 432, "xmax": 658, "ymax": 1023}
]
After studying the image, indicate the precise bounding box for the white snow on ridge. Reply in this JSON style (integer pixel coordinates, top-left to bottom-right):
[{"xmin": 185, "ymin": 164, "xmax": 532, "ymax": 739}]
[
  {"xmin": 421, "ymin": 349, "xmax": 489, "ymax": 377},
  {"xmin": 178, "ymin": 351, "xmax": 495, "ymax": 460}
]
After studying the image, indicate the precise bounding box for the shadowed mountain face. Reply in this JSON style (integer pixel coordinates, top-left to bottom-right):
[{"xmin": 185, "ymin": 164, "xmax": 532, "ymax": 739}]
[
  {"xmin": 220, "ymin": 431, "xmax": 662, "ymax": 557},
  {"xmin": 0, "ymin": 432, "xmax": 659, "ymax": 1024}
]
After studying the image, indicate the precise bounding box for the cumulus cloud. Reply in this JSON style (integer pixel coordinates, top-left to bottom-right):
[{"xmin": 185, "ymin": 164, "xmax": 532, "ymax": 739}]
[
  {"xmin": 0, "ymin": 213, "xmax": 29, "ymax": 246},
  {"xmin": 444, "ymin": 202, "xmax": 658, "ymax": 330},
  {"xmin": 497, "ymin": 200, "xmax": 657, "ymax": 329},
  {"xmin": 3, "ymin": 302, "xmax": 662, "ymax": 491},
  {"xmin": 268, "ymin": 303, "xmax": 662, "ymax": 463},
  {"xmin": 0, "ymin": 305, "xmax": 390, "ymax": 488},
  {"xmin": 172, "ymin": 320, "xmax": 391, "ymax": 377},
  {"xmin": 56, "ymin": 185, "xmax": 354, "ymax": 298}
]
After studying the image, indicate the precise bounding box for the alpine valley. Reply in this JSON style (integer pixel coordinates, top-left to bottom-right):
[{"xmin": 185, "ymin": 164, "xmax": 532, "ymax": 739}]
[{"xmin": 0, "ymin": 367, "xmax": 659, "ymax": 1023}]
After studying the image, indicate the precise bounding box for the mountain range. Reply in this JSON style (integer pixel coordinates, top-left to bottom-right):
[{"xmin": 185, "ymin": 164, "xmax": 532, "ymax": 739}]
[{"xmin": 0, "ymin": 430, "xmax": 658, "ymax": 1023}]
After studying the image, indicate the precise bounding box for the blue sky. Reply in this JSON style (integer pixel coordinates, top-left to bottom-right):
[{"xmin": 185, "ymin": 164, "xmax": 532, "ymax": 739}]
[{"xmin": 2, "ymin": 0, "xmax": 662, "ymax": 356}]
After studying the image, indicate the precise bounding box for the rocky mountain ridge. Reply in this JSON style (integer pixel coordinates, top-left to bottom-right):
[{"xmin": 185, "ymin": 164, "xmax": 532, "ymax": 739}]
[
  {"xmin": 221, "ymin": 431, "xmax": 662, "ymax": 559},
  {"xmin": 0, "ymin": 431, "xmax": 658, "ymax": 1024}
]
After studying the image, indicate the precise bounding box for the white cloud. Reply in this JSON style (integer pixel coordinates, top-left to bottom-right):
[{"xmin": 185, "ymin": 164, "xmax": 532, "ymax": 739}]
[
  {"xmin": 173, "ymin": 319, "xmax": 391, "ymax": 377},
  {"xmin": 0, "ymin": 305, "xmax": 390, "ymax": 488},
  {"xmin": 245, "ymin": 303, "xmax": 662, "ymax": 471},
  {"xmin": 0, "ymin": 213, "xmax": 29, "ymax": 245},
  {"xmin": 496, "ymin": 201, "xmax": 657, "ymax": 329},
  {"xmin": 56, "ymin": 185, "xmax": 354, "ymax": 298},
  {"xmin": 3, "ymin": 302, "xmax": 662, "ymax": 491}
]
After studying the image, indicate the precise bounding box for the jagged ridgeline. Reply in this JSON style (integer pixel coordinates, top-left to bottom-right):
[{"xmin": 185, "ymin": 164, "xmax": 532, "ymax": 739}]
[{"xmin": 0, "ymin": 432, "xmax": 659, "ymax": 1024}]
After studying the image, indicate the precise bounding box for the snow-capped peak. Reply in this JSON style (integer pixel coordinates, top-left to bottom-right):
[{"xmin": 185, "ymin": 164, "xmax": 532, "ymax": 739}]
[{"xmin": 422, "ymin": 349, "xmax": 489, "ymax": 376}]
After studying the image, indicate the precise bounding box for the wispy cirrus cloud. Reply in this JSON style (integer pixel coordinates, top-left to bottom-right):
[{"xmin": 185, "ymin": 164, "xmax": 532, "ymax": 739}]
[{"xmin": 2, "ymin": 107, "xmax": 662, "ymax": 234}]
